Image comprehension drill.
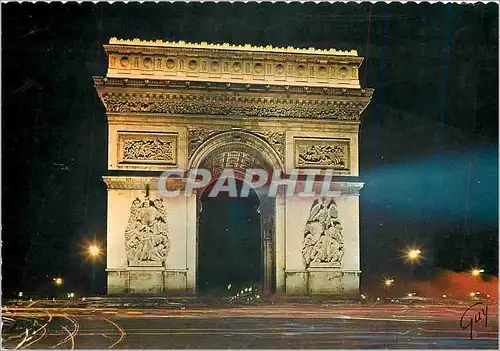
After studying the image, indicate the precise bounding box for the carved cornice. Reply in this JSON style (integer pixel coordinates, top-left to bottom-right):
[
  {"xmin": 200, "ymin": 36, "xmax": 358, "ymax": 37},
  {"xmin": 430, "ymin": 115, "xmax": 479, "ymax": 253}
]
[
  {"xmin": 95, "ymin": 80, "xmax": 372, "ymax": 121},
  {"xmin": 330, "ymin": 181, "xmax": 365, "ymax": 195},
  {"xmin": 104, "ymin": 38, "xmax": 363, "ymax": 89},
  {"xmin": 102, "ymin": 176, "xmax": 364, "ymax": 195},
  {"xmin": 94, "ymin": 76, "xmax": 373, "ymax": 97},
  {"xmin": 108, "ymin": 38, "xmax": 359, "ymax": 57},
  {"xmin": 291, "ymin": 181, "xmax": 365, "ymax": 196},
  {"xmin": 103, "ymin": 176, "xmax": 185, "ymax": 190},
  {"xmin": 103, "ymin": 176, "xmax": 158, "ymax": 190}
]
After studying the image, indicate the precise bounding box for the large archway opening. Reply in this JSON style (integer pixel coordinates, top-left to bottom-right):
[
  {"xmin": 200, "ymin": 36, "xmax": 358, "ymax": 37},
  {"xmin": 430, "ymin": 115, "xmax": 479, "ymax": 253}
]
[
  {"xmin": 197, "ymin": 179, "xmax": 262, "ymax": 295},
  {"xmin": 191, "ymin": 131, "xmax": 283, "ymax": 295}
]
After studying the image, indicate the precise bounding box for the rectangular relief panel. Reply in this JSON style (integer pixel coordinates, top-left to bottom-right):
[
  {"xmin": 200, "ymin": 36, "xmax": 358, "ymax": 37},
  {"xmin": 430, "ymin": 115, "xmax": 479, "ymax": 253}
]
[
  {"xmin": 118, "ymin": 131, "xmax": 178, "ymax": 167},
  {"xmin": 294, "ymin": 137, "xmax": 350, "ymax": 171},
  {"xmin": 285, "ymin": 130, "xmax": 358, "ymax": 176}
]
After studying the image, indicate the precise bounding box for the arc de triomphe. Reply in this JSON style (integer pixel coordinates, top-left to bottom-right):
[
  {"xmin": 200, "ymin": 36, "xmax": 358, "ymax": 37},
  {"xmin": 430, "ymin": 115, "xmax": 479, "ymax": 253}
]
[{"xmin": 94, "ymin": 38, "xmax": 373, "ymax": 295}]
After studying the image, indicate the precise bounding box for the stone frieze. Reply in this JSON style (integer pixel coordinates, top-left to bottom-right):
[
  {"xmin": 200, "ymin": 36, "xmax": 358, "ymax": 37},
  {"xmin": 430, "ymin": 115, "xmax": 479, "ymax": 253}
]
[
  {"xmin": 294, "ymin": 137, "xmax": 350, "ymax": 170},
  {"xmin": 102, "ymin": 93, "xmax": 362, "ymax": 121}
]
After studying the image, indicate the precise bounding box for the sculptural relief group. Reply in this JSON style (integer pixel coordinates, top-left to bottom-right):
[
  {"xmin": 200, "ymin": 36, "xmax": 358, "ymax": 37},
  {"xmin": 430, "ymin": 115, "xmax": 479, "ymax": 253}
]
[
  {"xmin": 125, "ymin": 197, "xmax": 171, "ymax": 267},
  {"xmin": 302, "ymin": 198, "xmax": 344, "ymax": 267}
]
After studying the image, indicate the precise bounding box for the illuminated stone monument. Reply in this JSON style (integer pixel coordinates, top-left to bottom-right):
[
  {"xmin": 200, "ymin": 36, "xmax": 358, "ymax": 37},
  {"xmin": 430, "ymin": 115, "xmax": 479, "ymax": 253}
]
[{"xmin": 94, "ymin": 38, "xmax": 372, "ymax": 295}]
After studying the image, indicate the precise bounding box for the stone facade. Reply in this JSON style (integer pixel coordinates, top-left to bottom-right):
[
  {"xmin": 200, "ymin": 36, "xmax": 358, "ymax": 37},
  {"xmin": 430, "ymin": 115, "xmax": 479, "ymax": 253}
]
[{"xmin": 95, "ymin": 38, "xmax": 372, "ymax": 295}]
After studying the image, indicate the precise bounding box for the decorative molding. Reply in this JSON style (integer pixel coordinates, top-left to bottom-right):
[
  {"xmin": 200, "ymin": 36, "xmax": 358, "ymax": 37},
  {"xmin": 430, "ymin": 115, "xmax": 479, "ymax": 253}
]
[
  {"xmin": 103, "ymin": 37, "xmax": 364, "ymax": 90},
  {"xmin": 189, "ymin": 130, "xmax": 284, "ymax": 171},
  {"xmin": 104, "ymin": 38, "xmax": 363, "ymax": 89},
  {"xmin": 107, "ymin": 267, "xmax": 188, "ymax": 272},
  {"xmin": 103, "ymin": 176, "xmax": 186, "ymax": 191},
  {"xmin": 94, "ymin": 76, "xmax": 374, "ymax": 97},
  {"xmin": 294, "ymin": 137, "xmax": 350, "ymax": 170},
  {"xmin": 187, "ymin": 127, "xmax": 285, "ymax": 164},
  {"xmin": 302, "ymin": 198, "xmax": 344, "ymax": 268},
  {"xmin": 200, "ymin": 150, "xmax": 264, "ymax": 174},
  {"xmin": 187, "ymin": 126, "xmax": 227, "ymax": 159},
  {"xmin": 108, "ymin": 37, "xmax": 359, "ymax": 57},
  {"xmin": 99, "ymin": 91, "xmax": 365, "ymax": 121},
  {"xmin": 125, "ymin": 196, "xmax": 171, "ymax": 268},
  {"xmin": 255, "ymin": 131, "xmax": 285, "ymax": 163},
  {"xmin": 118, "ymin": 132, "xmax": 177, "ymax": 165},
  {"xmin": 342, "ymin": 270, "xmax": 362, "ymax": 276},
  {"xmin": 101, "ymin": 177, "xmax": 364, "ymax": 195}
]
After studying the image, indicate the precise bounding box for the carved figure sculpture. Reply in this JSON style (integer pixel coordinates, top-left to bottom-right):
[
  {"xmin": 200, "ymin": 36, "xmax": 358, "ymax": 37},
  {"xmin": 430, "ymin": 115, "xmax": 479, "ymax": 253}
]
[
  {"xmin": 302, "ymin": 198, "xmax": 344, "ymax": 267},
  {"xmin": 297, "ymin": 144, "xmax": 346, "ymax": 167},
  {"xmin": 123, "ymin": 139, "xmax": 174, "ymax": 162},
  {"xmin": 124, "ymin": 196, "xmax": 171, "ymax": 267}
]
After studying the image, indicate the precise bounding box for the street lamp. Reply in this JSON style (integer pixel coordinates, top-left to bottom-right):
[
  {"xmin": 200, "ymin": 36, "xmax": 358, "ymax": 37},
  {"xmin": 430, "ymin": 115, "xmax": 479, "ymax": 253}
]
[
  {"xmin": 469, "ymin": 292, "xmax": 480, "ymax": 299},
  {"xmin": 54, "ymin": 277, "xmax": 63, "ymax": 286},
  {"xmin": 88, "ymin": 244, "xmax": 100, "ymax": 258},
  {"xmin": 87, "ymin": 243, "xmax": 101, "ymax": 296},
  {"xmin": 471, "ymin": 268, "xmax": 484, "ymax": 277},
  {"xmin": 404, "ymin": 247, "xmax": 422, "ymax": 291},
  {"xmin": 407, "ymin": 248, "xmax": 422, "ymax": 262},
  {"xmin": 383, "ymin": 278, "xmax": 394, "ymax": 298}
]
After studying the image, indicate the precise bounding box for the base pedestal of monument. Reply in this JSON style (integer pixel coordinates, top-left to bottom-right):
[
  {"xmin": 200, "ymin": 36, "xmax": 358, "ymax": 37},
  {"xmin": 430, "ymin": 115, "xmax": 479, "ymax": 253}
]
[
  {"xmin": 107, "ymin": 268, "xmax": 190, "ymax": 294},
  {"xmin": 284, "ymin": 268, "xmax": 360, "ymax": 296}
]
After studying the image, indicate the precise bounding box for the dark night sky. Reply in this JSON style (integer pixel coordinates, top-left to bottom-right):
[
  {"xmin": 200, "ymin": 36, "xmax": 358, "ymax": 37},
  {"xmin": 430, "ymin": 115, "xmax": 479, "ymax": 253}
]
[{"xmin": 2, "ymin": 2, "xmax": 498, "ymax": 295}]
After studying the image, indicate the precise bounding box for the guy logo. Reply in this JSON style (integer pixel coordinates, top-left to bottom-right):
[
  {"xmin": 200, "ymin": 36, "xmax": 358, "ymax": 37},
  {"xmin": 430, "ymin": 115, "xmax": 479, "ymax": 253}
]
[{"xmin": 460, "ymin": 301, "xmax": 488, "ymax": 340}]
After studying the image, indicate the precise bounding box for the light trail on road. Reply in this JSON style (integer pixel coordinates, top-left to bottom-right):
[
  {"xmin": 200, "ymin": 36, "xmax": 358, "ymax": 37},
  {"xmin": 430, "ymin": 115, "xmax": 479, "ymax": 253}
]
[
  {"xmin": 2, "ymin": 300, "xmax": 497, "ymax": 349},
  {"xmin": 50, "ymin": 314, "xmax": 79, "ymax": 349},
  {"xmin": 102, "ymin": 317, "xmax": 126, "ymax": 348}
]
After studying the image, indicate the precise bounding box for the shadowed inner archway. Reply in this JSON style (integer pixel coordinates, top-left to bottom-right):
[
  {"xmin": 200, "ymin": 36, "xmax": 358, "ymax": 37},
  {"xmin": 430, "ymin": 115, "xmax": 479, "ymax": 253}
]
[
  {"xmin": 192, "ymin": 132, "xmax": 280, "ymax": 295},
  {"xmin": 197, "ymin": 179, "xmax": 262, "ymax": 295}
]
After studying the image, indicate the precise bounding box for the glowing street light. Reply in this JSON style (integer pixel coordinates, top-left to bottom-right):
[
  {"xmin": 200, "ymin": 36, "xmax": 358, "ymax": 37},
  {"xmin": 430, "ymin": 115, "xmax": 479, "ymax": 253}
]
[
  {"xmin": 471, "ymin": 268, "xmax": 484, "ymax": 277},
  {"xmin": 404, "ymin": 247, "xmax": 422, "ymax": 289},
  {"xmin": 85, "ymin": 242, "xmax": 102, "ymax": 296},
  {"xmin": 407, "ymin": 249, "xmax": 422, "ymax": 262},
  {"xmin": 88, "ymin": 244, "xmax": 100, "ymax": 258},
  {"xmin": 54, "ymin": 277, "xmax": 63, "ymax": 286},
  {"xmin": 383, "ymin": 278, "xmax": 394, "ymax": 298}
]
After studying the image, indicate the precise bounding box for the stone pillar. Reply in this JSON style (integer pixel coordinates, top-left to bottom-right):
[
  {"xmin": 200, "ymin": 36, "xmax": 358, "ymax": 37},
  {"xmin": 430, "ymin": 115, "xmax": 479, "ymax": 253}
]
[
  {"xmin": 185, "ymin": 193, "xmax": 197, "ymax": 293},
  {"xmin": 263, "ymin": 237, "xmax": 273, "ymax": 295},
  {"xmin": 258, "ymin": 192, "xmax": 275, "ymax": 295},
  {"xmin": 274, "ymin": 192, "xmax": 286, "ymax": 293}
]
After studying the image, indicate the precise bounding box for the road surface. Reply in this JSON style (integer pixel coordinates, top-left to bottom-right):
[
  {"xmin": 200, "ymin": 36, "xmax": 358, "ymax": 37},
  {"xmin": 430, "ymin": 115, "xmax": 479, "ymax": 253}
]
[{"xmin": 2, "ymin": 299, "xmax": 498, "ymax": 349}]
